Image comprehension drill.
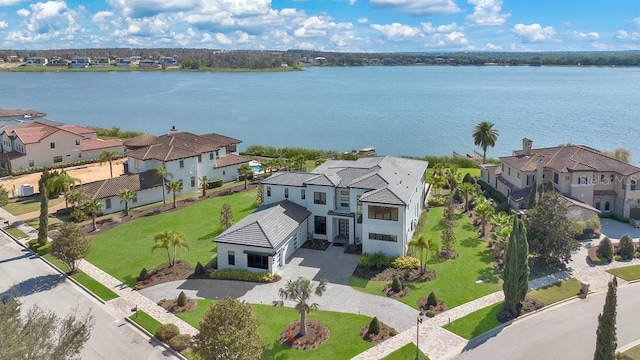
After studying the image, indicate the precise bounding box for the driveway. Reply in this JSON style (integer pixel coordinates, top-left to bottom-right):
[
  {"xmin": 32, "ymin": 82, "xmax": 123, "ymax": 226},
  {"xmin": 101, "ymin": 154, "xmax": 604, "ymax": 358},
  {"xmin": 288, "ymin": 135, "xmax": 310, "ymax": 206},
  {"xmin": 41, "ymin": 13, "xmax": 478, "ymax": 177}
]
[
  {"xmin": 140, "ymin": 245, "xmax": 420, "ymax": 331},
  {"xmin": 600, "ymin": 218, "xmax": 640, "ymax": 240}
]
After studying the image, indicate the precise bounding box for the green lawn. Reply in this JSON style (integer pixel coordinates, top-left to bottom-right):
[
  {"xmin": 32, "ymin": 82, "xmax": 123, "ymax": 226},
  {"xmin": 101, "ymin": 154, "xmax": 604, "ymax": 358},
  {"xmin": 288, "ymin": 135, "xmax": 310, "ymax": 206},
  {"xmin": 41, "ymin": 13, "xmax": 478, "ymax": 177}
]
[
  {"xmin": 608, "ymin": 265, "xmax": 640, "ymax": 281},
  {"xmin": 350, "ymin": 207, "xmax": 501, "ymax": 310},
  {"xmin": 129, "ymin": 310, "xmax": 163, "ymax": 334},
  {"xmin": 178, "ymin": 299, "xmax": 376, "ymax": 360},
  {"xmin": 3, "ymin": 194, "xmax": 64, "ymax": 216},
  {"xmin": 445, "ymin": 278, "xmax": 581, "ymax": 340},
  {"xmin": 382, "ymin": 343, "xmax": 429, "ymax": 360},
  {"xmin": 426, "ymin": 167, "xmax": 480, "ymax": 179},
  {"xmin": 43, "ymin": 254, "xmax": 119, "ymax": 301},
  {"xmin": 85, "ymin": 189, "xmax": 259, "ymax": 286},
  {"xmin": 3, "ymin": 225, "xmax": 28, "ymax": 239}
]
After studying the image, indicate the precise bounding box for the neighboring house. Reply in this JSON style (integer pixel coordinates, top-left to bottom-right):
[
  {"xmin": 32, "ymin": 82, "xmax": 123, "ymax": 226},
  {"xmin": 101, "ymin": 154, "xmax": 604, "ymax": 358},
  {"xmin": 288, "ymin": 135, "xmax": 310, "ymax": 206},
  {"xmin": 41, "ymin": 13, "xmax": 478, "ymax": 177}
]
[
  {"xmin": 80, "ymin": 170, "xmax": 164, "ymax": 215},
  {"xmin": 69, "ymin": 57, "xmax": 91, "ymax": 68},
  {"xmin": 115, "ymin": 58, "xmax": 132, "ymax": 67},
  {"xmin": 124, "ymin": 130, "xmax": 250, "ymax": 198},
  {"xmin": 0, "ymin": 121, "xmax": 124, "ymax": 172},
  {"xmin": 216, "ymin": 156, "xmax": 429, "ymax": 273},
  {"xmin": 91, "ymin": 57, "xmax": 110, "ymax": 67},
  {"xmin": 0, "ymin": 108, "xmax": 47, "ymax": 122},
  {"xmin": 216, "ymin": 201, "xmax": 311, "ymax": 274},
  {"xmin": 25, "ymin": 57, "xmax": 47, "ymax": 66},
  {"xmin": 481, "ymin": 138, "xmax": 640, "ymax": 219},
  {"xmin": 139, "ymin": 59, "xmax": 160, "ymax": 69}
]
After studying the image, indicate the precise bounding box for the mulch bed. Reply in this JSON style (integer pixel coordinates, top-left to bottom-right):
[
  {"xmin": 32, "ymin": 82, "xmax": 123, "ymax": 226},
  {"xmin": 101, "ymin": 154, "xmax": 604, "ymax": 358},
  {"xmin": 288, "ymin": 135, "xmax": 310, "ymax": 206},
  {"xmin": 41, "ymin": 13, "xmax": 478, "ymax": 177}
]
[
  {"xmin": 301, "ymin": 239, "xmax": 331, "ymax": 251},
  {"xmin": 381, "ymin": 284, "xmax": 411, "ymax": 298},
  {"xmin": 360, "ymin": 321, "xmax": 397, "ymax": 343},
  {"xmin": 135, "ymin": 261, "xmax": 195, "ymax": 289},
  {"xmin": 353, "ymin": 265, "xmax": 436, "ymax": 282},
  {"xmin": 417, "ymin": 298, "xmax": 448, "ymax": 317},
  {"xmin": 497, "ymin": 296, "xmax": 544, "ymax": 322},
  {"xmin": 158, "ymin": 298, "xmax": 198, "ymax": 313},
  {"xmin": 280, "ymin": 320, "xmax": 330, "ymax": 350}
]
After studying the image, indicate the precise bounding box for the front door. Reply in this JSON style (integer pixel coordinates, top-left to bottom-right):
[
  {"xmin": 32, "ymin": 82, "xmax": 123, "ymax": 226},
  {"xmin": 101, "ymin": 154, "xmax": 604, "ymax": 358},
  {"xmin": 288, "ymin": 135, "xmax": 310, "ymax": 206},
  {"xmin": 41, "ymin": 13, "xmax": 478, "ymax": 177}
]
[{"xmin": 338, "ymin": 219, "xmax": 349, "ymax": 238}]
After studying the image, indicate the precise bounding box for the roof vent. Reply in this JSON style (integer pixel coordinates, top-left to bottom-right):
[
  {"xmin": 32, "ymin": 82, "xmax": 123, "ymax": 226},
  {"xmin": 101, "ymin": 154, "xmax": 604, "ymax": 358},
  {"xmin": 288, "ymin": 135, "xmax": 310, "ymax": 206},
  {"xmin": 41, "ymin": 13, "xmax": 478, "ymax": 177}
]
[{"xmin": 170, "ymin": 125, "xmax": 178, "ymax": 133}]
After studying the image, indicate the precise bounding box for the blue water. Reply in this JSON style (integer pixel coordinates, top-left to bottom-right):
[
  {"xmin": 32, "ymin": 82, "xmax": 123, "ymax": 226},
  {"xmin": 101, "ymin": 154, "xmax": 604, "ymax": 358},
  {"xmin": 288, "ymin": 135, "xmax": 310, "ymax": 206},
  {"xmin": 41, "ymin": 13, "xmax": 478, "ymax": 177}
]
[
  {"xmin": 1, "ymin": 66, "xmax": 639, "ymax": 163},
  {"xmin": 251, "ymin": 165, "xmax": 262, "ymax": 173}
]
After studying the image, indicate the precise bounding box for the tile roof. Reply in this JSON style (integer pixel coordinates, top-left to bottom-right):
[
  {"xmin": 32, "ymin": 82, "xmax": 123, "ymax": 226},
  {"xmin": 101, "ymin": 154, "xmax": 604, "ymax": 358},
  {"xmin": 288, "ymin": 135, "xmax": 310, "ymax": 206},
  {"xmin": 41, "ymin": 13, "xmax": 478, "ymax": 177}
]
[
  {"xmin": 123, "ymin": 134, "xmax": 161, "ymax": 148},
  {"xmin": 200, "ymin": 132, "xmax": 241, "ymax": 146},
  {"xmin": 261, "ymin": 172, "xmax": 319, "ymax": 187},
  {"xmin": 159, "ymin": 132, "xmax": 220, "ymax": 153},
  {"xmin": 0, "ymin": 109, "xmax": 46, "ymax": 118},
  {"xmin": 481, "ymin": 164, "xmax": 502, "ymax": 175},
  {"xmin": 124, "ymin": 131, "xmax": 243, "ymax": 160},
  {"xmin": 215, "ymin": 200, "xmax": 311, "ymax": 249},
  {"xmin": 59, "ymin": 125, "xmax": 95, "ymax": 135},
  {"xmin": 7, "ymin": 124, "xmax": 58, "ymax": 144},
  {"xmin": 502, "ymin": 145, "xmax": 640, "ymax": 176},
  {"xmin": 215, "ymin": 154, "xmax": 252, "ymax": 168},
  {"xmin": 125, "ymin": 143, "xmax": 197, "ymax": 162},
  {"xmin": 81, "ymin": 170, "xmax": 163, "ymax": 200},
  {"xmin": 81, "ymin": 138, "xmax": 123, "ymax": 151}
]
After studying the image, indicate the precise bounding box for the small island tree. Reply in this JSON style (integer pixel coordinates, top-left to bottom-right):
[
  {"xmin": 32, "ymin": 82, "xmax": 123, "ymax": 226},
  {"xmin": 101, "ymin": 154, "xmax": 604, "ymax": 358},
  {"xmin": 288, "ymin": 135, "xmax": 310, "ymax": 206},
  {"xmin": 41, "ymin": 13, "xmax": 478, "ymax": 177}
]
[
  {"xmin": 152, "ymin": 230, "xmax": 189, "ymax": 267},
  {"xmin": 51, "ymin": 222, "xmax": 92, "ymax": 274},
  {"xmin": 274, "ymin": 276, "xmax": 328, "ymax": 337},
  {"xmin": 220, "ymin": 203, "xmax": 234, "ymax": 231}
]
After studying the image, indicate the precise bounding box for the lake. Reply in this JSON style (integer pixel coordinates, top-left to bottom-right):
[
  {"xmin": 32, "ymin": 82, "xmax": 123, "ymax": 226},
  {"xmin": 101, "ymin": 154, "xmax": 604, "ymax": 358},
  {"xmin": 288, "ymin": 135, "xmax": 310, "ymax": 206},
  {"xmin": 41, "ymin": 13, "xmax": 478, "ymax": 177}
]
[{"xmin": 1, "ymin": 66, "xmax": 639, "ymax": 163}]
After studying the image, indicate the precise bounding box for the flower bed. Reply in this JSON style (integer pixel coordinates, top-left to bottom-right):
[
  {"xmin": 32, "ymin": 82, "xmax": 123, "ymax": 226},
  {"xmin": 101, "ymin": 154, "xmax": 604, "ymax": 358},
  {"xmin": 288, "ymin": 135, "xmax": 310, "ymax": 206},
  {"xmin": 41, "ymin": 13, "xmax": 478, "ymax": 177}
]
[
  {"xmin": 209, "ymin": 269, "xmax": 281, "ymax": 283},
  {"xmin": 279, "ymin": 320, "xmax": 330, "ymax": 350}
]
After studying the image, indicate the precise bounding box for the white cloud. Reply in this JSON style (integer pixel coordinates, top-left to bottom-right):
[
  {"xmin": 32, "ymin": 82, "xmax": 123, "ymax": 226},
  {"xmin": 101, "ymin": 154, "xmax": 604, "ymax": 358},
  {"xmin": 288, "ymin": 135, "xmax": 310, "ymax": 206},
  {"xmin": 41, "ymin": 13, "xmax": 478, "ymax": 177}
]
[
  {"xmin": 421, "ymin": 22, "xmax": 434, "ymax": 34},
  {"xmin": 349, "ymin": 0, "xmax": 356, "ymax": 5},
  {"xmin": 615, "ymin": 30, "xmax": 640, "ymax": 42},
  {"xmin": 20, "ymin": 1, "xmax": 82, "ymax": 37},
  {"xmin": 486, "ymin": 42, "xmax": 501, "ymax": 50},
  {"xmin": 215, "ymin": 32, "xmax": 232, "ymax": 44},
  {"xmin": 565, "ymin": 30, "xmax": 599, "ymax": 42},
  {"xmin": 16, "ymin": 8, "xmax": 30, "ymax": 17},
  {"xmin": 634, "ymin": 17, "xmax": 640, "ymax": 28},
  {"xmin": 512, "ymin": 23, "xmax": 556, "ymax": 42},
  {"xmin": 92, "ymin": 11, "xmax": 117, "ymax": 31},
  {"xmin": 357, "ymin": 17, "xmax": 368, "ymax": 24},
  {"xmin": 0, "ymin": 21, "xmax": 7, "ymax": 30},
  {"xmin": 445, "ymin": 31, "xmax": 467, "ymax": 45},
  {"xmin": 294, "ymin": 16, "xmax": 335, "ymax": 38},
  {"xmin": 466, "ymin": 0, "xmax": 510, "ymax": 26},
  {"xmin": 370, "ymin": 0, "xmax": 460, "ymax": 15},
  {"xmin": 370, "ymin": 22, "xmax": 421, "ymax": 42},
  {"xmin": 0, "ymin": 0, "xmax": 25, "ymax": 5},
  {"xmin": 106, "ymin": 0, "xmax": 201, "ymax": 18},
  {"xmin": 436, "ymin": 22, "xmax": 458, "ymax": 33}
]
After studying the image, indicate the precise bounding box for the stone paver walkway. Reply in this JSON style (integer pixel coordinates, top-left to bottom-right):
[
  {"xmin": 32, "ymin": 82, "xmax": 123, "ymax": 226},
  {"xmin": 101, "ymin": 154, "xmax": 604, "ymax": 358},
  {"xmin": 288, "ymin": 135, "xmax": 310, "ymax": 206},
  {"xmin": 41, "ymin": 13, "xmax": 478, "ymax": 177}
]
[{"xmin": 0, "ymin": 207, "xmax": 198, "ymax": 337}]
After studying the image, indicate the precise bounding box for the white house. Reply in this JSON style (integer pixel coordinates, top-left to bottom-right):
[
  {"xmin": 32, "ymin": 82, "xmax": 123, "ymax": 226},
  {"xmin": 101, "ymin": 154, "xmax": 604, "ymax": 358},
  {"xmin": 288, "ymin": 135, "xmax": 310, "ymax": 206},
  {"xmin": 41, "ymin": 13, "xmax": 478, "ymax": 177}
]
[
  {"xmin": 124, "ymin": 130, "xmax": 250, "ymax": 198},
  {"xmin": 80, "ymin": 170, "xmax": 164, "ymax": 215},
  {"xmin": 215, "ymin": 156, "xmax": 429, "ymax": 273},
  {"xmin": 25, "ymin": 57, "xmax": 47, "ymax": 66},
  {"xmin": 0, "ymin": 121, "xmax": 124, "ymax": 172}
]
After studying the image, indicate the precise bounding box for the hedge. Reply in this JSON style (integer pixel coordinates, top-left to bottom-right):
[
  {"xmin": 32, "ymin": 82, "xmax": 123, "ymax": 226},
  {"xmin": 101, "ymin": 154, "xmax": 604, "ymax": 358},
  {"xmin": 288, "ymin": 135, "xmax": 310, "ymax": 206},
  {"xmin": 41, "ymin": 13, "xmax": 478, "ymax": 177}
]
[
  {"xmin": 209, "ymin": 269, "xmax": 276, "ymax": 283},
  {"xmin": 207, "ymin": 179, "xmax": 223, "ymax": 189},
  {"xmin": 477, "ymin": 179, "xmax": 508, "ymax": 204}
]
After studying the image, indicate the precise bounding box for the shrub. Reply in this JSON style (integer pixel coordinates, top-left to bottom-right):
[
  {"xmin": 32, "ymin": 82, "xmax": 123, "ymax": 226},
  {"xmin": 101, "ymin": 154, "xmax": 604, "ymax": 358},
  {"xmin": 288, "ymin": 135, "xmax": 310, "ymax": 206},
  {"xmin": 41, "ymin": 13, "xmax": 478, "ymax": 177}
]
[
  {"xmin": 618, "ymin": 234, "xmax": 635, "ymax": 260},
  {"xmin": 138, "ymin": 268, "xmax": 149, "ymax": 281},
  {"xmin": 389, "ymin": 329, "xmax": 398, "ymax": 336},
  {"xmin": 391, "ymin": 256, "xmax": 420, "ymax": 270},
  {"xmin": 597, "ymin": 237, "xmax": 614, "ymax": 261},
  {"xmin": 36, "ymin": 242, "xmax": 51, "ymax": 255},
  {"xmin": 452, "ymin": 188, "xmax": 462, "ymax": 203},
  {"xmin": 155, "ymin": 323, "xmax": 180, "ymax": 342},
  {"xmin": 207, "ymin": 179, "xmax": 223, "ymax": 189},
  {"xmin": 359, "ymin": 252, "xmax": 391, "ymax": 269},
  {"xmin": 70, "ymin": 208, "xmax": 88, "ymax": 222},
  {"xmin": 427, "ymin": 196, "xmax": 447, "ymax": 207},
  {"xmin": 194, "ymin": 261, "xmax": 205, "ymax": 275},
  {"xmin": 391, "ymin": 277, "xmax": 403, "ymax": 293},
  {"xmin": 177, "ymin": 291, "xmax": 187, "ymax": 307},
  {"xmin": 427, "ymin": 291, "xmax": 438, "ymax": 308},
  {"xmin": 27, "ymin": 239, "xmax": 38, "ymax": 249},
  {"xmin": 209, "ymin": 269, "xmax": 276, "ymax": 283},
  {"xmin": 477, "ymin": 179, "xmax": 508, "ymax": 204},
  {"xmin": 168, "ymin": 334, "xmax": 192, "ymax": 352},
  {"xmin": 367, "ymin": 317, "xmax": 380, "ymax": 335}
]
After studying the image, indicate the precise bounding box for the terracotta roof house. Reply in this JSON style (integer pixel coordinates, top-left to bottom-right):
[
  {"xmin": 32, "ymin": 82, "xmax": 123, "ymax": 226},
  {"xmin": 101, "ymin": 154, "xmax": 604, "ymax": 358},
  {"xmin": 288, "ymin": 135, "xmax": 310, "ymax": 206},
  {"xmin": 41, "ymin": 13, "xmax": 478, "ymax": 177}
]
[
  {"xmin": 480, "ymin": 138, "xmax": 640, "ymax": 219},
  {"xmin": 0, "ymin": 121, "xmax": 124, "ymax": 173},
  {"xmin": 124, "ymin": 128, "xmax": 250, "ymax": 204},
  {"xmin": 216, "ymin": 156, "xmax": 429, "ymax": 274},
  {"xmin": 80, "ymin": 170, "xmax": 164, "ymax": 215}
]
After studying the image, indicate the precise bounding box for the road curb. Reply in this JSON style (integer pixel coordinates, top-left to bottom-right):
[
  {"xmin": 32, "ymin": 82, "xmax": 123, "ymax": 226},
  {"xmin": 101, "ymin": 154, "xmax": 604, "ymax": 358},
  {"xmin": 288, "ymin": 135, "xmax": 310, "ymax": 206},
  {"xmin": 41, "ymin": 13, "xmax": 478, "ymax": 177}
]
[{"xmin": 124, "ymin": 317, "xmax": 189, "ymax": 360}]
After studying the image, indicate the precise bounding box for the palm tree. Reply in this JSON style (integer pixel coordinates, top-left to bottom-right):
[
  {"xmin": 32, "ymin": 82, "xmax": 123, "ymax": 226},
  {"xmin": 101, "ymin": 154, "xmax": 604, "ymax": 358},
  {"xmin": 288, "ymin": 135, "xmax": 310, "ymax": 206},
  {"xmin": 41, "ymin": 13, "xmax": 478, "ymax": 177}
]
[
  {"xmin": 426, "ymin": 175, "xmax": 446, "ymax": 196},
  {"xmin": 66, "ymin": 189, "xmax": 88, "ymax": 212},
  {"xmin": 444, "ymin": 166, "xmax": 460, "ymax": 191},
  {"xmin": 472, "ymin": 121, "xmax": 499, "ymax": 164},
  {"xmin": 99, "ymin": 150, "xmax": 121, "ymax": 178},
  {"xmin": 199, "ymin": 176, "xmax": 210, "ymax": 197},
  {"xmin": 166, "ymin": 180, "xmax": 183, "ymax": 209},
  {"xmin": 474, "ymin": 196, "xmax": 496, "ymax": 236},
  {"xmin": 238, "ymin": 163, "xmax": 253, "ymax": 190},
  {"xmin": 118, "ymin": 189, "xmax": 136, "ymax": 216},
  {"xmin": 273, "ymin": 277, "xmax": 328, "ymax": 336},
  {"xmin": 459, "ymin": 182, "xmax": 476, "ymax": 212},
  {"xmin": 154, "ymin": 164, "xmax": 173, "ymax": 205},
  {"xmin": 293, "ymin": 155, "xmax": 305, "ymax": 172},
  {"xmin": 263, "ymin": 159, "xmax": 277, "ymax": 176},
  {"xmin": 47, "ymin": 171, "xmax": 80, "ymax": 210},
  {"xmin": 408, "ymin": 235, "xmax": 430, "ymax": 274},
  {"xmin": 152, "ymin": 230, "xmax": 189, "ymax": 266},
  {"xmin": 83, "ymin": 199, "xmax": 102, "ymax": 232}
]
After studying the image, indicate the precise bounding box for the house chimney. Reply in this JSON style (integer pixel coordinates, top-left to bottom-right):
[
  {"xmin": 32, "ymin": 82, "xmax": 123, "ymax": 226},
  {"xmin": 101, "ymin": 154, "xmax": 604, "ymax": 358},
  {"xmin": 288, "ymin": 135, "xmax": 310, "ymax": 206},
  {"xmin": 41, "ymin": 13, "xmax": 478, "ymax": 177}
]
[
  {"xmin": 170, "ymin": 125, "xmax": 178, "ymax": 133},
  {"xmin": 522, "ymin": 138, "xmax": 533, "ymax": 156}
]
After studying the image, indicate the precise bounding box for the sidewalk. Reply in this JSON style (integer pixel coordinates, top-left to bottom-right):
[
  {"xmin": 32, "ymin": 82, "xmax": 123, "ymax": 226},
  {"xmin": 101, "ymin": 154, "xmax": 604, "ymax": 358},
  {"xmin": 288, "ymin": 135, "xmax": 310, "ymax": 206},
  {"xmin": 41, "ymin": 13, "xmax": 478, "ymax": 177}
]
[{"xmin": 0, "ymin": 207, "xmax": 198, "ymax": 337}]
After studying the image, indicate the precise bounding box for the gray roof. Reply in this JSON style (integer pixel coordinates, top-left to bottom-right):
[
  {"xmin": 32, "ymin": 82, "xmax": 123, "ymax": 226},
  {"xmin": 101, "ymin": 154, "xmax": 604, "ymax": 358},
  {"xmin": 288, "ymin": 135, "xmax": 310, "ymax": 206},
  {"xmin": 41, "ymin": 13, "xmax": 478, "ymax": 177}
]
[
  {"xmin": 215, "ymin": 200, "xmax": 311, "ymax": 249},
  {"xmin": 261, "ymin": 156, "xmax": 429, "ymax": 205}
]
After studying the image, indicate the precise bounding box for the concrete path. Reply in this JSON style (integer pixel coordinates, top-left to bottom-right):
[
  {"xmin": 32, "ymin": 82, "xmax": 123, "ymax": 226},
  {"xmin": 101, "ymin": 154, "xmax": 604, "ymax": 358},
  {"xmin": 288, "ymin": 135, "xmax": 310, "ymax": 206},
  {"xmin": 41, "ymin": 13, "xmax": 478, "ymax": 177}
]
[{"xmin": 0, "ymin": 207, "xmax": 198, "ymax": 338}]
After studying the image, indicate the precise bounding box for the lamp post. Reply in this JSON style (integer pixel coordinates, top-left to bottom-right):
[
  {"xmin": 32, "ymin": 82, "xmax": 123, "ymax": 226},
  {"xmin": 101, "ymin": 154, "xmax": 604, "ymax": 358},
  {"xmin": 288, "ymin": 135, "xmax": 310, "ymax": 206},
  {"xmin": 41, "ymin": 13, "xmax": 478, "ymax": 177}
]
[{"xmin": 416, "ymin": 311, "xmax": 424, "ymax": 360}]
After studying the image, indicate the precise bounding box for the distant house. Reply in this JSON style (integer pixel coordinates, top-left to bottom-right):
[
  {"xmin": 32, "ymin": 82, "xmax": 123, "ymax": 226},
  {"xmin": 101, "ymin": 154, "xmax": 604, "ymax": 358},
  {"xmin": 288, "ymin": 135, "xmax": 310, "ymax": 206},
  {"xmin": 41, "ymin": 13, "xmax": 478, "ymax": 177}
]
[
  {"xmin": 0, "ymin": 121, "xmax": 124, "ymax": 172},
  {"xmin": 69, "ymin": 57, "xmax": 90, "ymax": 68},
  {"xmin": 80, "ymin": 170, "xmax": 164, "ymax": 215},
  {"xmin": 216, "ymin": 156, "xmax": 429, "ymax": 273},
  {"xmin": 481, "ymin": 138, "xmax": 640, "ymax": 219},
  {"xmin": 115, "ymin": 58, "xmax": 132, "ymax": 67},
  {"xmin": 139, "ymin": 59, "xmax": 160, "ymax": 69},
  {"xmin": 158, "ymin": 57, "xmax": 178, "ymax": 66},
  {"xmin": 48, "ymin": 58, "xmax": 70, "ymax": 66},
  {"xmin": 0, "ymin": 108, "xmax": 47, "ymax": 122},
  {"xmin": 25, "ymin": 57, "xmax": 47, "ymax": 66},
  {"xmin": 91, "ymin": 57, "xmax": 110, "ymax": 67}
]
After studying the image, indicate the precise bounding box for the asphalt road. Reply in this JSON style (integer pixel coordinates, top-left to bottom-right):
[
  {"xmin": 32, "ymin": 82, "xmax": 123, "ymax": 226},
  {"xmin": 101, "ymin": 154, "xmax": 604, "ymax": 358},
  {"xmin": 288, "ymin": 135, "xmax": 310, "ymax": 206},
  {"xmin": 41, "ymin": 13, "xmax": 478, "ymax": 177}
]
[
  {"xmin": 0, "ymin": 233, "xmax": 176, "ymax": 360},
  {"xmin": 454, "ymin": 282, "xmax": 640, "ymax": 360}
]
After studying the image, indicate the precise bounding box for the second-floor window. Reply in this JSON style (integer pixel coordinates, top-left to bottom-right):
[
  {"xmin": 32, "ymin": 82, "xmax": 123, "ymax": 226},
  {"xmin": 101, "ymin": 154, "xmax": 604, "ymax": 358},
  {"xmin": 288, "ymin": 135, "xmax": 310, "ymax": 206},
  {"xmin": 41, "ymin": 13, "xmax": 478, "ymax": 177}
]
[
  {"xmin": 356, "ymin": 196, "xmax": 362, "ymax": 223},
  {"xmin": 284, "ymin": 188, "xmax": 289, "ymax": 198},
  {"xmin": 191, "ymin": 176, "xmax": 196, "ymax": 188},
  {"xmin": 301, "ymin": 189, "xmax": 305, "ymax": 199},
  {"xmin": 197, "ymin": 155, "xmax": 202, "ymax": 163},
  {"xmin": 210, "ymin": 153, "xmax": 215, "ymax": 160},
  {"xmin": 314, "ymin": 191, "xmax": 326, "ymax": 205},
  {"xmin": 340, "ymin": 189, "xmax": 349, "ymax": 208},
  {"xmin": 179, "ymin": 160, "xmax": 184, "ymax": 168},
  {"xmin": 631, "ymin": 179, "xmax": 638, "ymax": 191},
  {"xmin": 50, "ymin": 142, "xmax": 55, "ymax": 149},
  {"xmin": 75, "ymin": 139, "xmax": 81, "ymax": 145},
  {"xmin": 368, "ymin": 205, "xmax": 398, "ymax": 221}
]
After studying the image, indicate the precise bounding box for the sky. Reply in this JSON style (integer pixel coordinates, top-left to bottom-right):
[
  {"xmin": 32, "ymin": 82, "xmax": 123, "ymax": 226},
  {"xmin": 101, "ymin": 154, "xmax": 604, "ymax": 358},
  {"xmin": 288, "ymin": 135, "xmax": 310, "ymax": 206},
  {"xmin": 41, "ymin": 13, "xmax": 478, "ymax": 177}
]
[{"xmin": 0, "ymin": 0, "xmax": 639, "ymax": 52}]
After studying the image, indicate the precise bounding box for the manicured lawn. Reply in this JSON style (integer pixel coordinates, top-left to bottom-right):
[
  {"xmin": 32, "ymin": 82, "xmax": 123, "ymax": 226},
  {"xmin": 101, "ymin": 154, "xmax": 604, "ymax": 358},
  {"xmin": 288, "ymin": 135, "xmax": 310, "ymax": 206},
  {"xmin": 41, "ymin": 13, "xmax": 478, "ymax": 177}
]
[
  {"xmin": 129, "ymin": 310, "xmax": 162, "ymax": 335},
  {"xmin": 426, "ymin": 167, "xmax": 480, "ymax": 179},
  {"xmin": 43, "ymin": 254, "xmax": 119, "ymax": 301},
  {"xmin": 443, "ymin": 302, "xmax": 502, "ymax": 340},
  {"xmin": 608, "ymin": 265, "xmax": 640, "ymax": 281},
  {"xmin": 350, "ymin": 207, "xmax": 501, "ymax": 310},
  {"xmin": 2, "ymin": 194, "xmax": 64, "ymax": 216},
  {"xmin": 445, "ymin": 278, "xmax": 581, "ymax": 340},
  {"xmin": 3, "ymin": 225, "xmax": 28, "ymax": 239},
  {"xmin": 85, "ymin": 189, "xmax": 258, "ymax": 286},
  {"xmin": 382, "ymin": 343, "xmax": 429, "ymax": 360},
  {"xmin": 178, "ymin": 299, "xmax": 376, "ymax": 360},
  {"xmin": 528, "ymin": 278, "xmax": 581, "ymax": 305}
]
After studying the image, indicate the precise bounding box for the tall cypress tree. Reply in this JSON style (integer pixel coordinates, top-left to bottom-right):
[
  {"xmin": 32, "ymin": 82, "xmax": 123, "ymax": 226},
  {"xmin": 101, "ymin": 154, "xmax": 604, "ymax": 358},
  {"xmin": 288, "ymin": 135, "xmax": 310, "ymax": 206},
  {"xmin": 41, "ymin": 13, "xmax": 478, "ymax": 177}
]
[
  {"xmin": 503, "ymin": 216, "xmax": 530, "ymax": 316},
  {"xmin": 527, "ymin": 180, "xmax": 537, "ymax": 209},
  {"xmin": 545, "ymin": 180, "xmax": 555, "ymax": 192},
  {"xmin": 37, "ymin": 168, "xmax": 50, "ymax": 246},
  {"xmin": 594, "ymin": 277, "xmax": 618, "ymax": 360},
  {"xmin": 515, "ymin": 218, "xmax": 530, "ymax": 306}
]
